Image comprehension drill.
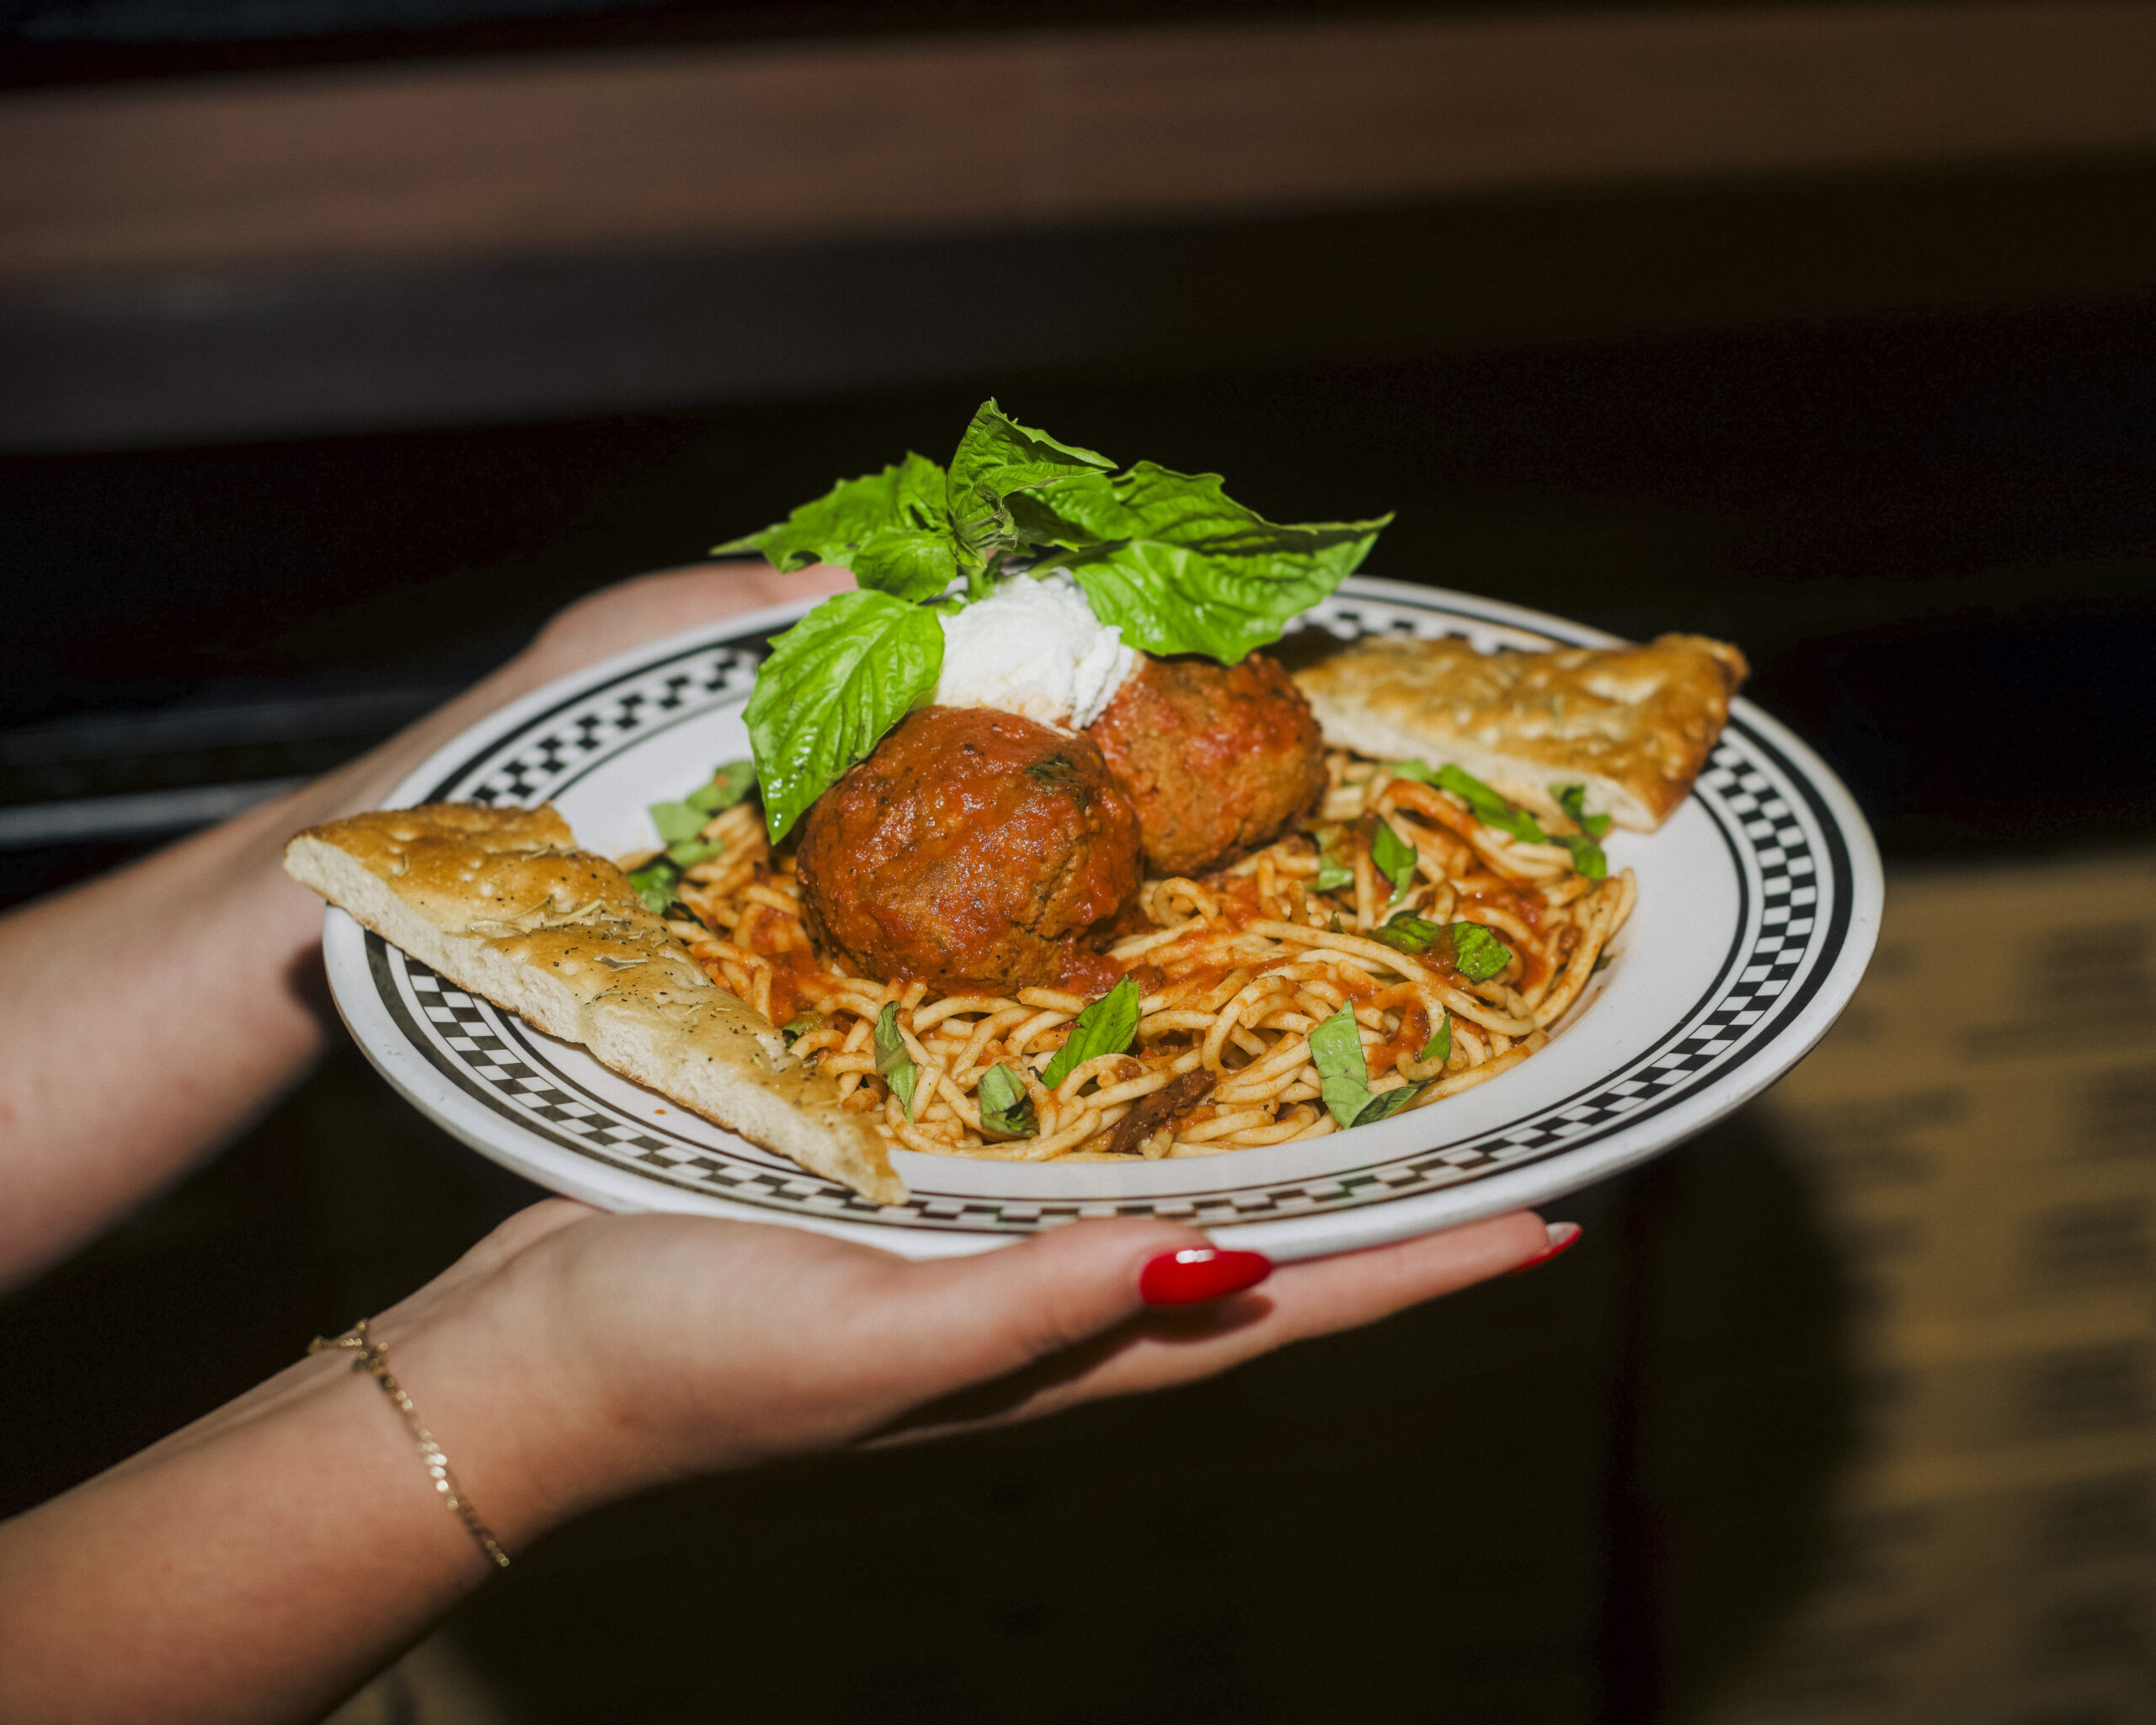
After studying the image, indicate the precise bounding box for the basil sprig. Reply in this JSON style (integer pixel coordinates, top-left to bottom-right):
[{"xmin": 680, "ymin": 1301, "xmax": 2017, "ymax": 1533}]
[
  {"xmin": 1310, "ymin": 1004, "xmax": 1427, "ymax": 1130},
  {"xmin": 873, "ymin": 1003, "xmax": 921, "ymax": 1121},
  {"xmin": 976, "ymin": 1063, "xmax": 1037, "ymax": 1138},
  {"xmin": 743, "ymin": 590, "xmax": 945, "ymax": 843},
  {"xmin": 712, "ymin": 452, "xmax": 958, "ymax": 602},
  {"xmin": 1039, "ymin": 975, "xmax": 1142, "ymax": 1092},
  {"xmin": 718, "ymin": 400, "xmax": 1390, "ymax": 841}
]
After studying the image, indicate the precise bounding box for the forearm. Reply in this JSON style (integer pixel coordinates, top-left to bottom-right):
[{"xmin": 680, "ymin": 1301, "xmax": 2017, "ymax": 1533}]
[
  {"xmin": 0, "ymin": 1276, "xmax": 588, "ymax": 1725},
  {"xmin": 0, "ymin": 661, "xmax": 545, "ymax": 1287}
]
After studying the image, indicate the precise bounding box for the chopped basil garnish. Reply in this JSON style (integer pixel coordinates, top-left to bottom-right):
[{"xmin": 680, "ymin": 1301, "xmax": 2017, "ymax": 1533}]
[
  {"xmin": 1355, "ymin": 1083, "xmax": 1428, "ymax": 1124},
  {"xmin": 873, "ymin": 1003, "xmax": 921, "ymax": 1121},
  {"xmin": 1552, "ymin": 782, "xmax": 1612, "ymax": 839},
  {"xmin": 1311, "ymin": 825, "xmax": 1354, "ymax": 893},
  {"xmin": 1039, "ymin": 975, "xmax": 1142, "ymax": 1092},
  {"xmin": 976, "ymin": 1063, "xmax": 1037, "ymax": 1137},
  {"xmin": 627, "ymin": 858, "xmax": 683, "ymax": 915},
  {"xmin": 1391, "ymin": 759, "xmax": 1548, "ymax": 844},
  {"xmin": 1419, "ymin": 1015, "xmax": 1451, "ymax": 1065},
  {"xmin": 1370, "ymin": 911, "xmax": 1447, "ymax": 955},
  {"xmin": 1547, "ymin": 783, "xmax": 1609, "ymax": 878},
  {"xmin": 648, "ymin": 761, "xmax": 755, "ymax": 871},
  {"xmin": 1309, "ymin": 1004, "xmax": 1370, "ymax": 1129},
  {"xmin": 781, "ymin": 1012, "xmax": 822, "ymax": 1046},
  {"xmin": 1447, "ymin": 922, "xmax": 1513, "ymax": 983},
  {"xmin": 1560, "ymin": 833, "xmax": 1608, "ymax": 880},
  {"xmin": 649, "ymin": 799, "xmax": 707, "ymax": 844},
  {"xmin": 1310, "ymin": 1003, "xmax": 1428, "ymax": 1129},
  {"xmin": 1369, "ymin": 814, "xmax": 1417, "ymax": 901}
]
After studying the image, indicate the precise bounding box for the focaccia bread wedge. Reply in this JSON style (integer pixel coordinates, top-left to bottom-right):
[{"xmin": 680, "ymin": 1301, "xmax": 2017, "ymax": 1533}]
[
  {"xmin": 285, "ymin": 801, "xmax": 904, "ymax": 1205},
  {"xmin": 1294, "ymin": 633, "xmax": 1748, "ymax": 832}
]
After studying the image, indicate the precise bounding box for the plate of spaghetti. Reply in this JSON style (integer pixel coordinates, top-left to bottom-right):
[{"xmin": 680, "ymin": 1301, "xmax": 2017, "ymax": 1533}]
[{"xmin": 323, "ymin": 574, "xmax": 1881, "ymax": 1262}]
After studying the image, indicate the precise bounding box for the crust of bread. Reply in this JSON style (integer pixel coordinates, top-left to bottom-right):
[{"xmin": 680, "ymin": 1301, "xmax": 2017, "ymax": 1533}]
[
  {"xmin": 1294, "ymin": 633, "xmax": 1748, "ymax": 831},
  {"xmin": 285, "ymin": 802, "xmax": 904, "ymax": 1206}
]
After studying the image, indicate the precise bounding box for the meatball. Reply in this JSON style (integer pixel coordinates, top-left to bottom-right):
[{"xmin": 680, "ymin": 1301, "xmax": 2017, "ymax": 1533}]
[
  {"xmin": 1086, "ymin": 651, "xmax": 1328, "ymax": 878},
  {"xmin": 794, "ymin": 705, "xmax": 1142, "ymax": 994}
]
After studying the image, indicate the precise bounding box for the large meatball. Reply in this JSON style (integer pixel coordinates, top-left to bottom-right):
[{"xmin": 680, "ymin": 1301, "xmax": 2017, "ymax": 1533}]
[
  {"xmin": 794, "ymin": 706, "xmax": 1141, "ymax": 994},
  {"xmin": 1086, "ymin": 651, "xmax": 1328, "ymax": 878}
]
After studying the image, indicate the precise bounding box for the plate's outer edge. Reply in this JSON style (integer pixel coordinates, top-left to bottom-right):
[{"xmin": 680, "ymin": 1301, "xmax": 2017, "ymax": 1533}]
[{"xmin": 322, "ymin": 577, "xmax": 1882, "ymax": 1262}]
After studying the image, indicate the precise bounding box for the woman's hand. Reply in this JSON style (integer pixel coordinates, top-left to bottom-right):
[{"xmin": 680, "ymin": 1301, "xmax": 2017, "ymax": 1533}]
[
  {"xmin": 371, "ymin": 1203, "xmax": 1567, "ymax": 1544},
  {"xmin": 0, "ymin": 561, "xmax": 845, "ymax": 1289}
]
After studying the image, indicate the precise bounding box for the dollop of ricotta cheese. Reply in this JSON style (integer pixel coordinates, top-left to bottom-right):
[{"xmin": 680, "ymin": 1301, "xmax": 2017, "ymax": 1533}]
[{"xmin": 933, "ymin": 572, "xmax": 1139, "ymax": 731}]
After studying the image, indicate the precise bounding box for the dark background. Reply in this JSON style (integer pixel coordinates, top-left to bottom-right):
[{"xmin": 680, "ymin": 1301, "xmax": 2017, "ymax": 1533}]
[{"xmin": 3, "ymin": 2, "xmax": 2153, "ymax": 1719}]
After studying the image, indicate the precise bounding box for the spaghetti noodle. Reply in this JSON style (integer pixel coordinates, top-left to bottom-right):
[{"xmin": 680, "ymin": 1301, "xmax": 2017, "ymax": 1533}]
[{"xmin": 636, "ymin": 752, "xmax": 1633, "ymax": 1162}]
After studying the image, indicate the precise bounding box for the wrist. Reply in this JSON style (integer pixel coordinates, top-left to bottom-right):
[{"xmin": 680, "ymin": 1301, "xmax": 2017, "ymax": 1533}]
[{"xmin": 360, "ymin": 1225, "xmax": 663, "ymax": 1551}]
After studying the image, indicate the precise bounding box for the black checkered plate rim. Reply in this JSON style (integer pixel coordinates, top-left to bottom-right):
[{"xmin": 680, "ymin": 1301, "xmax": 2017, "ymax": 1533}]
[{"xmin": 324, "ymin": 579, "xmax": 1881, "ymax": 1261}]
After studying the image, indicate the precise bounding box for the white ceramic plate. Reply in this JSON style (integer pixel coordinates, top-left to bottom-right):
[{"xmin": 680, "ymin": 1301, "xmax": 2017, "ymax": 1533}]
[{"xmin": 323, "ymin": 577, "xmax": 1881, "ymax": 1262}]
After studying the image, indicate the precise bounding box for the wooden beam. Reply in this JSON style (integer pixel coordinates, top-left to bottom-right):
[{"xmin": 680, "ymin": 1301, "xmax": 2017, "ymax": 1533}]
[{"xmin": 5, "ymin": 2, "xmax": 2155, "ymax": 288}]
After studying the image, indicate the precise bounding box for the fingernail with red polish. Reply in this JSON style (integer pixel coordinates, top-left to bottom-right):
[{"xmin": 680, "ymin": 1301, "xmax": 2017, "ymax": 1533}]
[
  {"xmin": 1511, "ymin": 1220, "xmax": 1582, "ymax": 1274},
  {"xmin": 1140, "ymin": 1247, "xmax": 1273, "ymax": 1306}
]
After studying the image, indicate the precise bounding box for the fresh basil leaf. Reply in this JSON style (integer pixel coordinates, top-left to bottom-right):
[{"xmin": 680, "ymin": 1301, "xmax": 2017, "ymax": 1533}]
[
  {"xmin": 1419, "ymin": 1015, "xmax": 1451, "ymax": 1065},
  {"xmin": 945, "ymin": 398, "xmax": 1114, "ymax": 577},
  {"xmin": 976, "ymin": 1062, "xmax": 1038, "ymax": 1137},
  {"xmin": 1356, "ymin": 1082, "xmax": 1427, "ymax": 1124},
  {"xmin": 1429, "ymin": 763, "xmax": 1547, "ymax": 844},
  {"xmin": 1369, "ymin": 814, "xmax": 1417, "ymax": 900},
  {"xmin": 712, "ymin": 454, "xmax": 955, "ymax": 602},
  {"xmin": 744, "ymin": 590, "xmax": 945, "ymax": 843},
  {"xmin": 649, "ymin": 800, "xmax": 707, "ymax": 844},
  {"xmin": 627, "ymin": 858, "xmax": 681, "ymax": 915},
  {"xmin": 1022, "ymin": 462, "xmax": 1388, "ymax": 663},
  {"xmin": 1370, "ymin": 912, "xmax": 1447, "ymax": 955},
  {"xmin": 781, "ymin": 1012, "xmax": 822, "ymax": 1046},
  {"xmin": 1039, "ymin": 975, "xmax": 1142, "ymax": 1091},
  {"xmin": 1312, "ymin": 826, "xmax": 1354, "ymax": 892},
  {"xmin": 1561, "ymin": 833, "xmax": 1609, "ymax": 880},
  {"xmin": 686, "ymin": 759, "xmax": 757, "ymax": 813},
  {"xmin": 848, "ymin": 526, "xmax": 960, "ymax": 604},
  {"xmin": 1446, "ymin": 922, "xmax": 1513, "ymax": 984},
  {"xmin": 1309, "ymin": 1003, "xmax": 1373, "ymax": 1130},
  {"xmin": 873, "ymin": 1002, "xmax": 921, "ymax": 1121},
  {"xmin": 666, "ymin": 836, "xmax": 726, "ymax": 868},
  {"xmin": 1552, "ymin": 782, "xmax": 1613, "ymax": 840},
  {"xmin": 1593, "ymin": 950, "xmax": 1614, "ymax": 973}
]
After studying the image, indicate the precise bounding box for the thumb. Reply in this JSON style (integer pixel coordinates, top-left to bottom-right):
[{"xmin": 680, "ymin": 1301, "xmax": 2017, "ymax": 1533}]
[{"xmin": 860, "ymin": 1220, "xmax": 1267, "ymax": 1397}]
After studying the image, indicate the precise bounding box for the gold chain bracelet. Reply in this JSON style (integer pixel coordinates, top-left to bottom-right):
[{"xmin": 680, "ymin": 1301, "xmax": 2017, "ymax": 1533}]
[{"xmin": 310, "ymin": 1319, "xmax": 511, "ymax": 1571}]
